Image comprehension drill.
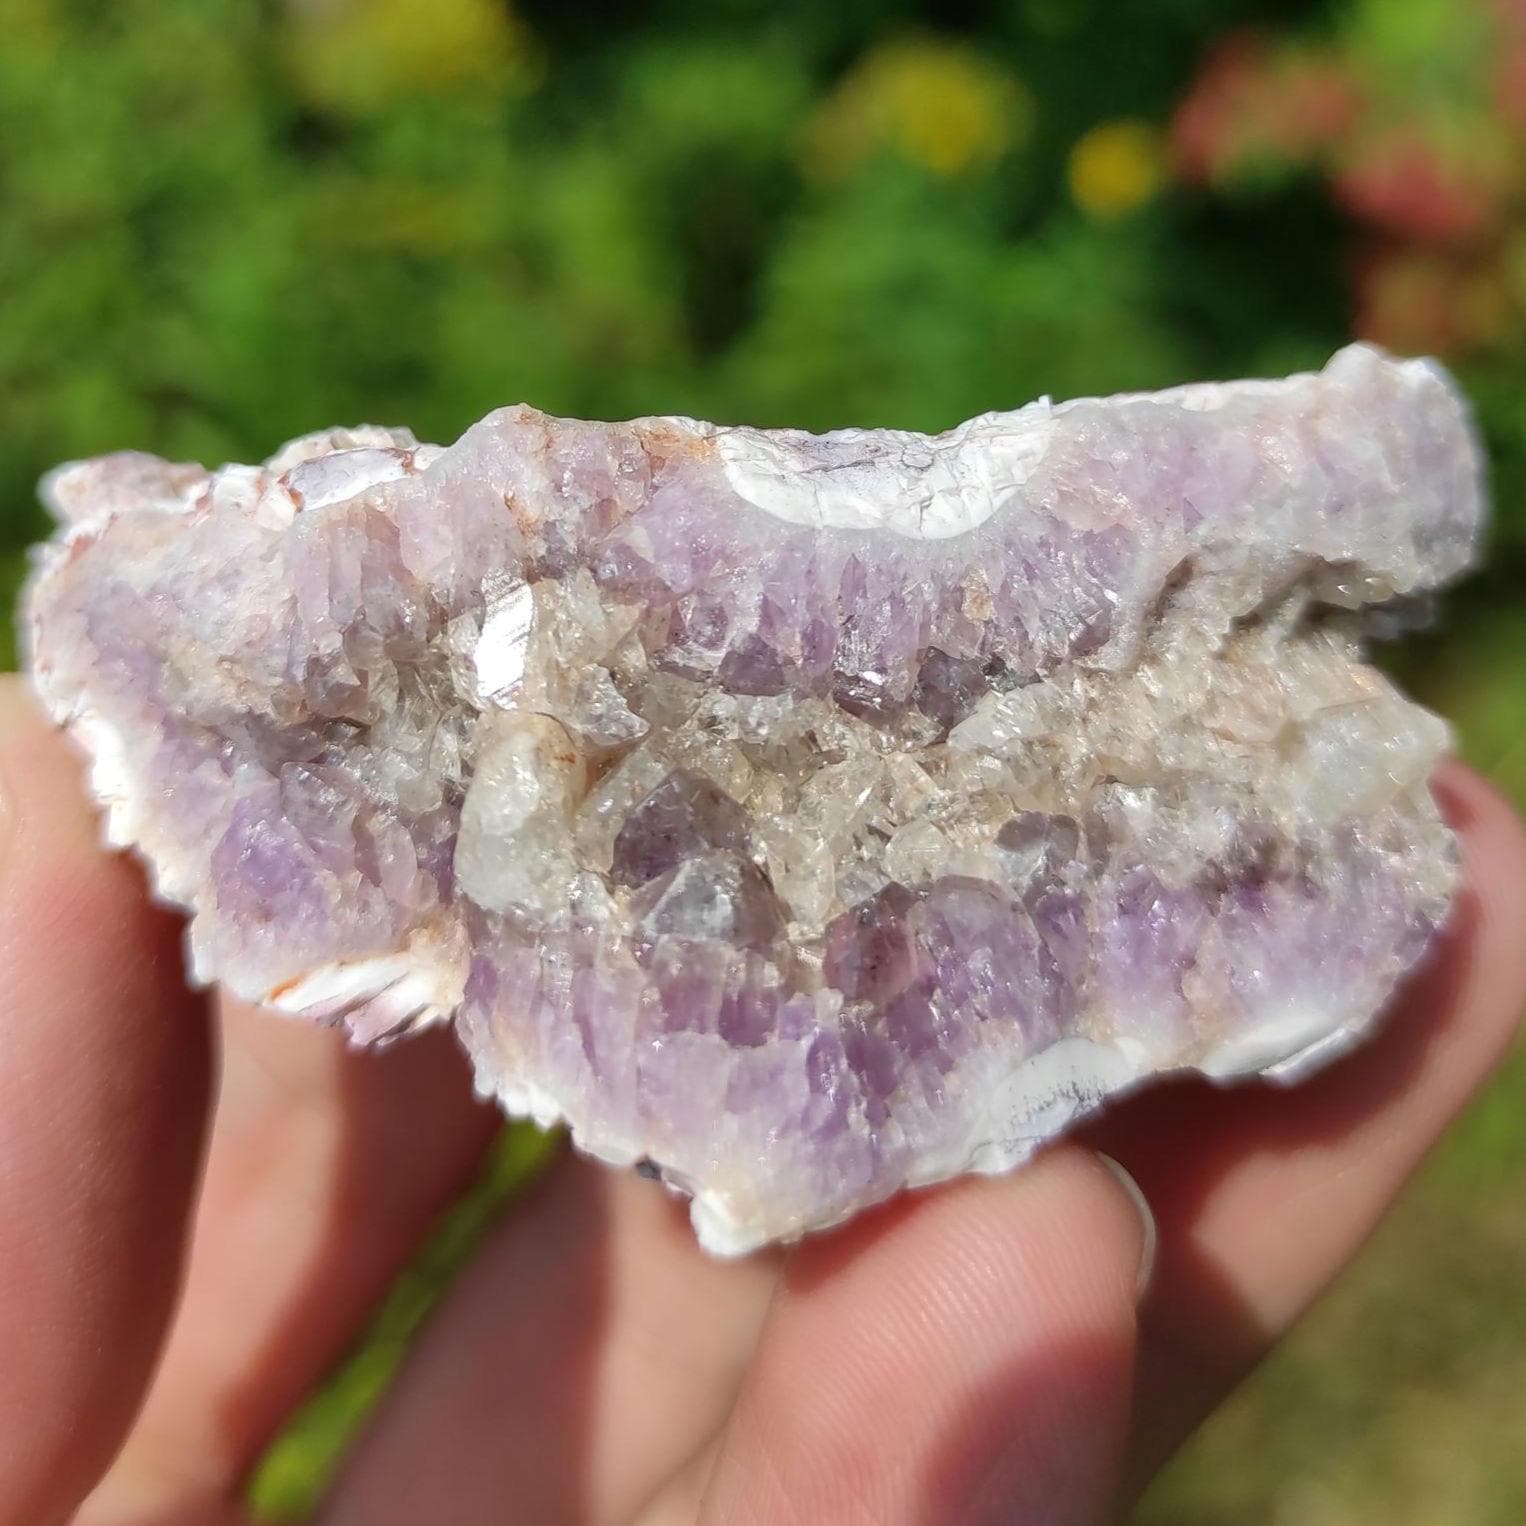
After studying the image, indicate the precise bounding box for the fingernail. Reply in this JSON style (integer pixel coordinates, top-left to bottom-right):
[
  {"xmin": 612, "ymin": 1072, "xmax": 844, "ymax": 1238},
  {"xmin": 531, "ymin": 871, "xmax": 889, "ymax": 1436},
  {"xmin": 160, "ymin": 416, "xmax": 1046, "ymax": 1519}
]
[{"xmin": 1095, "ymin": 1151, "xmax": 1157, "ymax": 1301}]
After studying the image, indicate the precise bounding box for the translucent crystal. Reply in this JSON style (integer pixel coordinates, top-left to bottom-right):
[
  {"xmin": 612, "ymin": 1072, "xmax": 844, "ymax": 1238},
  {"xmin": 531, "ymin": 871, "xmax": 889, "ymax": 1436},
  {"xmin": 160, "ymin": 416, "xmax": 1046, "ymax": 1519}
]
[{"xmin": 24, "ymin": 345, "xmax": 1485, "ymax": 1252}]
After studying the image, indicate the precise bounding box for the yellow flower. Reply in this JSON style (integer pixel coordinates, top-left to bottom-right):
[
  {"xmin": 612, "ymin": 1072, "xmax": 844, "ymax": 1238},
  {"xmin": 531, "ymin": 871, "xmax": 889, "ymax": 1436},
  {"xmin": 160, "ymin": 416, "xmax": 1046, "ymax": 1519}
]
[
  {"xmin": 803, "ymin": 37, "xmax": 1032, "ymax": 181},
  {"xmin": 1067, "ymin": 119, "xmax": 1167, "ymax": 219},
  {"xmin": 283, "ymin": 0, "xmax": 539, "ymax": 114}
]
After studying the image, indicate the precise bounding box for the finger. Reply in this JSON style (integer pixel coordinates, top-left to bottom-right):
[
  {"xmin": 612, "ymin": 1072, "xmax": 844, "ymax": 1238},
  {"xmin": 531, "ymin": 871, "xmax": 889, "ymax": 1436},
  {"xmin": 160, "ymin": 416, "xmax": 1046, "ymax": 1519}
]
[
  {"xmin": 0, "ymin": 678, "xmax": 212, "ymax": 1526},
  {"xmin": 319, "ymin": 1154, "xmax": 781, "ymax": 1526},
  {"xmin": 81, "ymin": 998, "xmax": 501, "ymax": 1522},
  {"xmin": 1086, "ymin": 761, "xmax": 1526, "ymax": 1486},
  {"xmin": 668, "ymin": 1146, "xmax": 1151, "ymax": 1526}
]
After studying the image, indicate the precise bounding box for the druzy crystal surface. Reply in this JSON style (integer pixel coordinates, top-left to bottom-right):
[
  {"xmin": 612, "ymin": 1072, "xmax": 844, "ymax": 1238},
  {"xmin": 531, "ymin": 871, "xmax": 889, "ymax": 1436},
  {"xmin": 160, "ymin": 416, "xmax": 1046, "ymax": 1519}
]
[{"xmin": 25, "ymin": 346, "xmax": 1485, "ymax": 1252}]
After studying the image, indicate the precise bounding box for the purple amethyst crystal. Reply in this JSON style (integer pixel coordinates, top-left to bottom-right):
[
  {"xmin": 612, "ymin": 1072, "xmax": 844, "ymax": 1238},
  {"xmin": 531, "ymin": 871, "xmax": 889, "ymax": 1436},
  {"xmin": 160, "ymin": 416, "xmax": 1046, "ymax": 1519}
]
[
  {"xmin": 24, "ymin": 347, "xmax": 1484, "ymax": 1252},
  {"xmin": 612, "ymin": 770, "xmax": 754, "ymax": 887}
]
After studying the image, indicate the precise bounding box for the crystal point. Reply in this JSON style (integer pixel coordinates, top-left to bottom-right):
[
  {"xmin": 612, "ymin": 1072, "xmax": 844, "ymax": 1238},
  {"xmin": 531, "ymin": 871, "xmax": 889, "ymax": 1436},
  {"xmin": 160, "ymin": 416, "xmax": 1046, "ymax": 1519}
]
[{"xmin": 24, "ymin": 345, "xmax": 1485, "ymax": 1252}]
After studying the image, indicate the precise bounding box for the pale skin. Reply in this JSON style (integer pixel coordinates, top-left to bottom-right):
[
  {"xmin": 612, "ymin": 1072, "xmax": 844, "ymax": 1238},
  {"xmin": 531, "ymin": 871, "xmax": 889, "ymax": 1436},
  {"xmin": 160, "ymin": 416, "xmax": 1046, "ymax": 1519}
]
[{"xmin": 0, "ymin": 674, "xmax": 1522, "ymax": 1526}]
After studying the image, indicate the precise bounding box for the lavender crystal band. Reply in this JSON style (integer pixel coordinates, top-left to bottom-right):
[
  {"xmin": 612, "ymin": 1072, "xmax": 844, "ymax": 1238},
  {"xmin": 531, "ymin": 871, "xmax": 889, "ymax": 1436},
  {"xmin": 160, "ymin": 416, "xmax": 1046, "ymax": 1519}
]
[{"xmin": 25, "ymin": 344, "xmax": 1485, "ymax": 1251}]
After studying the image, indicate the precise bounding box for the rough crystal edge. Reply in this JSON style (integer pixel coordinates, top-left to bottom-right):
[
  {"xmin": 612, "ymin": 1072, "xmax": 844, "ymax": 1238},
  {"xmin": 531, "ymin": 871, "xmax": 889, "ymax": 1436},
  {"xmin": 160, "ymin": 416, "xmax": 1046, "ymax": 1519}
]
[
  {"xmin": 667, "ymin": 1000, "xmax": 1397, "ymax": 1257},
  {"xmin": 33, "ymin": 345, "xmax": 1479, "ymax": 557},
  {"xmin": 32, "ymin": 671, "xmax": 461, "ymax": 1044},
  {"xmin": 705, "ymin": 345, "xmax": 1470, "ymax": 542}
]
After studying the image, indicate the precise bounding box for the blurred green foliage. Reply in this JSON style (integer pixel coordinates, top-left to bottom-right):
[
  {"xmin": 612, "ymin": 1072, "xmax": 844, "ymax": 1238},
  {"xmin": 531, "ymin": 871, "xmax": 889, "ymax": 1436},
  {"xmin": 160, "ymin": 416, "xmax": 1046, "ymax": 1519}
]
[
  {"xmin": 3, "ymin": 0, "xmax": 1524, "ymax": 1518},
  {"xmin": 0, "ymin": 0, "xmax": 1348, "ymax": 593}
]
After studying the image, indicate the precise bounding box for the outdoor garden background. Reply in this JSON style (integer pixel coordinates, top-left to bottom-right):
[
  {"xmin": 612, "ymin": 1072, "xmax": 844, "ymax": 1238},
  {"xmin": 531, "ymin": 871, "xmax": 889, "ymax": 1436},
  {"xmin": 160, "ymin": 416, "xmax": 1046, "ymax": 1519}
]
[{"xmin": 4, "ymin": 1, "xmax": 1526, "ymax": 1520}]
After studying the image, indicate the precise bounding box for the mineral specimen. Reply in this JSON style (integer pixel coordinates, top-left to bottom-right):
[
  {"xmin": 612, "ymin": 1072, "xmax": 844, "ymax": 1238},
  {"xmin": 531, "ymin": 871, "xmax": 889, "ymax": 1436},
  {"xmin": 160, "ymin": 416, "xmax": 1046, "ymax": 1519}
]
[{"xmin": 24, "ymin": 345, "xmax": 1485, "ymax": 1253}]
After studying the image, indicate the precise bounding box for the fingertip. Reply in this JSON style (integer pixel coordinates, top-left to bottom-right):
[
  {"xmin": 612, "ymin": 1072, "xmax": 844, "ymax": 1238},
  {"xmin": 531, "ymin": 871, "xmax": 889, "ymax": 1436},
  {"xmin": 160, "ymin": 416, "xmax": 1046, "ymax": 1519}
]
[
  {"xmin": 1435, "ymin": 759, "xmax": 1526, "ymax": 1006},
  {"xmin": 1433, "ymin": 755, "xmax": 1526, "ymax": 846},
  {"xmin": 1410, "ymin": 760, "xmax": 1526, "ymax": 1091}
]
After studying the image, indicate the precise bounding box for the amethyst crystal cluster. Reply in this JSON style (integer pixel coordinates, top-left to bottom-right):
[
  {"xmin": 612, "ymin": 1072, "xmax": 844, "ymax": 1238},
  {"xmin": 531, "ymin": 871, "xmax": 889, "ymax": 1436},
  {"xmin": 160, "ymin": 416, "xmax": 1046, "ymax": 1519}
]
[{"xmin": 25, "ymin": 346, "xmax": 1484, "ymax": 1252}]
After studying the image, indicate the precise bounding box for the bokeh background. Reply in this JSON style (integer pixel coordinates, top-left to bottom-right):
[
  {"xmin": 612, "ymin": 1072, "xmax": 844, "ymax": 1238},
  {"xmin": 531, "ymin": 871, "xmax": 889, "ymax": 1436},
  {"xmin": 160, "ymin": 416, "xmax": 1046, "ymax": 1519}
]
[{"xmin": 5, "ymin": 0, "xmax": 1526, "ymax": 1520}]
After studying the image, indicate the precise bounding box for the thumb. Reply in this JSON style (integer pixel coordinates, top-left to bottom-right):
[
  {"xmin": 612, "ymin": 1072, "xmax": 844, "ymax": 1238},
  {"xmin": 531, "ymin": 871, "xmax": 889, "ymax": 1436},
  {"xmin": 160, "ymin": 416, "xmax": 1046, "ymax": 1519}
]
[{"xmin": 0, "ymin": 681, "xmax": 211, "ymax": 1526}]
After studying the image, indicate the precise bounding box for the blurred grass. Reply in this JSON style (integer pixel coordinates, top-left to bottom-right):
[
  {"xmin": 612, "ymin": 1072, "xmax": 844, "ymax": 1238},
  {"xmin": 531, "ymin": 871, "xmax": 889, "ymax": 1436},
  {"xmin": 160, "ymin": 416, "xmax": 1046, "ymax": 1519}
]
[{"xmin": 2, "ymin": 0, "xmax": 1523, "ymax": 1519}]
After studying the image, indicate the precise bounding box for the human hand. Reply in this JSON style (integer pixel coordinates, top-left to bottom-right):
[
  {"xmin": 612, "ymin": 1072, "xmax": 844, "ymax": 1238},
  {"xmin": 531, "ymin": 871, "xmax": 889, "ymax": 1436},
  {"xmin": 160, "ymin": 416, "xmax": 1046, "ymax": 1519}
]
[{"xmin": 2, "ymin": 673, "xmax": 1522, "ymax": 1526}]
